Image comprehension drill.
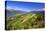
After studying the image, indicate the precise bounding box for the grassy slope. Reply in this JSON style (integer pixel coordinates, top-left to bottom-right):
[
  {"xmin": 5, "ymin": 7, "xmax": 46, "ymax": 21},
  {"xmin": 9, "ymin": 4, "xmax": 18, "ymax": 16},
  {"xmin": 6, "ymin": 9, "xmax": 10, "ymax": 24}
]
[{"xmin": 6, "ymin": 13, "xmax": 44, "ymax": 30}]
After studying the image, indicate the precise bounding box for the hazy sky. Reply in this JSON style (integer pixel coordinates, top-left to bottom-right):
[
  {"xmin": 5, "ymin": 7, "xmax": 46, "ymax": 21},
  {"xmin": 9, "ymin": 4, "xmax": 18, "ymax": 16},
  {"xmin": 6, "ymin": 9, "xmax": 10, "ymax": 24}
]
[{"xmin": 6, "ymin": 1, "xmax": 44, "ymax": 12}]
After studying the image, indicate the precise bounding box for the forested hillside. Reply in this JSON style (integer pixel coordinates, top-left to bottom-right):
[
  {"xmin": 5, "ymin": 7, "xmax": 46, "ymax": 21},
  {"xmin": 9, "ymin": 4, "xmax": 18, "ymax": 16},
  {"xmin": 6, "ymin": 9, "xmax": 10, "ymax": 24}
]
[{"xmin": 6, "ymin": 13, "xmax": 45, "ymax": 30}]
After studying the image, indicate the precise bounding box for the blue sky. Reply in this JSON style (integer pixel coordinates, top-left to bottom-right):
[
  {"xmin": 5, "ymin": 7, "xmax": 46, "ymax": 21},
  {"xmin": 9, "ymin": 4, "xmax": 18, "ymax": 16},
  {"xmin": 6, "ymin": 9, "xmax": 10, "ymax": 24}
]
[{"xmin": 6, "ymin": 1, "xmax": 44, "ymax": 12}]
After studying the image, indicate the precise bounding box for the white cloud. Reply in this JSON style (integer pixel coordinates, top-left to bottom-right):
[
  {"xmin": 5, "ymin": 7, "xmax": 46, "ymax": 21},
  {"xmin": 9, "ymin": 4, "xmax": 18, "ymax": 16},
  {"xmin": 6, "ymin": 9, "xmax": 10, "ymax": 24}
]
[{"xmin": 31, "ymin": 8, "xmax": 45, "ymax": 11}]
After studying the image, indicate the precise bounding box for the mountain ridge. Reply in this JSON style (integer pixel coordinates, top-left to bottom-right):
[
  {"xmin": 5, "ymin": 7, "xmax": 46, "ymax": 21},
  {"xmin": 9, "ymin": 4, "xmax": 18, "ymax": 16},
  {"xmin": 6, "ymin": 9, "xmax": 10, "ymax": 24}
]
[{"xmin": 6, "ymin": 9, "xmax": 44, "ymax": 16}]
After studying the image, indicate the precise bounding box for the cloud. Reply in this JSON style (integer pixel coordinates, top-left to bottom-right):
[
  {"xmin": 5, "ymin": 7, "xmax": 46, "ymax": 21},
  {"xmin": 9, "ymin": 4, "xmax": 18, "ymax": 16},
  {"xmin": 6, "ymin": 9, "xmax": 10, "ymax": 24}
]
[
  {"xmin": 32, "ymin": 8, "xmax": 45, "ymax": 11},
  {"xmin": 37, "ymin": 8, "xmax": 45, "ymax": 11}
]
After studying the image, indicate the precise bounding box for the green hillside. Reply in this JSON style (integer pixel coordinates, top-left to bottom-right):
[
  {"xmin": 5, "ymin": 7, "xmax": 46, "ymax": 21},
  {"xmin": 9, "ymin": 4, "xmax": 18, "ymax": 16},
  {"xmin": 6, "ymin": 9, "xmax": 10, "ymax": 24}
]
[{"xmin": 6, "ymin": 13, "xmax": 44, "ymax": 30}]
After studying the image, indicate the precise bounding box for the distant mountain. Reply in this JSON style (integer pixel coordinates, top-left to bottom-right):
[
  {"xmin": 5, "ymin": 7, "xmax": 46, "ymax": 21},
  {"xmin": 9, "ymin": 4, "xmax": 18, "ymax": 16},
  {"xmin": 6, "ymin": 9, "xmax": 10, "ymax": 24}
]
[
  {"xmin": 6, "ymin": 9, "xmax": 27, "ymax": 16},
  {"xmin": 6, "ymin": 9, "xmax": 44, "ymax": 16},
  {"xmin": 28, "ymin": 10, "xmax": 44, "ymax": 15}
]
